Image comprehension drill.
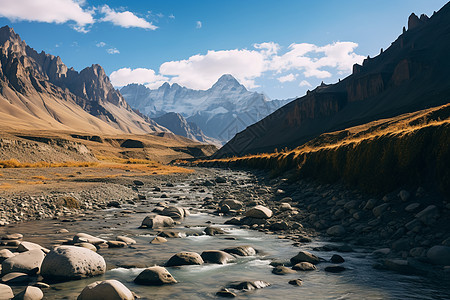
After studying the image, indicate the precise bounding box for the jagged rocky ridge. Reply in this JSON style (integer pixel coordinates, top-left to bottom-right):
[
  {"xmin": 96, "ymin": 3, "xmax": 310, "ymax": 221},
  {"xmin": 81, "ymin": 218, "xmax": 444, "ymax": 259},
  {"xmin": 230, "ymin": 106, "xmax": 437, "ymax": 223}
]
[
  {"xmin": 0, "ymin": 26, "xmax": 166, "ymax": 134},
  {"xmin": 120, "ymin": 75, "xmax": 290, "ymax": 142},
  {"xmin": 216, "ymin": 5, "xmax": 450, "ymax": 157}
]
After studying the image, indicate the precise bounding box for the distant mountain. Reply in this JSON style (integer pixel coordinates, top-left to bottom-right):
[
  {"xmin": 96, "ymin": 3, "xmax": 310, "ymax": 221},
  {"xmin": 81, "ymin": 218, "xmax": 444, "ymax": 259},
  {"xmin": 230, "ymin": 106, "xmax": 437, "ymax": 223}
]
[
  {"xmin": 153, "ymin": 112, "xmax": 221, "ymax": 147},
  {"xmin": 216, "ymin": 4, "xmax": 450, "ymax": 157},
  {"xmin": 0, "ymin": 25, "xmax": 166, "ymax": 134},
  {"xmin": 120, "ymin": 74, "xmax": 290, "ymax": 142}
]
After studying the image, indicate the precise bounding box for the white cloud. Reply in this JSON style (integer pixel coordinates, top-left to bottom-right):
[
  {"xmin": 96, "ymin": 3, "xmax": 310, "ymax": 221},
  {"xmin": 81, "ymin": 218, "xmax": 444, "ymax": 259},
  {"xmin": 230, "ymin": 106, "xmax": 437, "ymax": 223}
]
[
  {"xmin": 96, "ymin": 41, "xmax": 106, "ymax": 47},
  {"xmin": 110, "ymin": 41, "xmax": 364, "ymax": 91},
  {"xmin": 110, "ymin": 68, "xmax": 169, "ymax": 88},
  {"xmin": 299, "ymin": 80, "xmax": 312, "ymax": 87},
  {"xmin": 277, "ymin": 73, "xmax": 296, "ymax": 83},
  {"xmin": 196, "ymin": 21, "xmax": 202, "ymax": 29},
  {"xmin": 0, "ymin": 0, "xmax": 94, "ymax": 31},
  {"xmin": 169, "ymin": 14, "xmax": 175, "ymax": 19},
  {"xmin": 100, "ymin": 5, "xmax": 157, "ymax": 30},
  {"xmin": 107, "ymin": 48, "xmax": 120, "ymax": 54}
]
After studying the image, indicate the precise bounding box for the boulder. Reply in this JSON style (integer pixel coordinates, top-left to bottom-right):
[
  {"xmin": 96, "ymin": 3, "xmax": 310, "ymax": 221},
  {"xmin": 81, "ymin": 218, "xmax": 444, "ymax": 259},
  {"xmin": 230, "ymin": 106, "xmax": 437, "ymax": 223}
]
[
  {"xmin": 272, "ymin": 265, "xmax": 296, "ymax": 275},
  {"xmin": 1, "ymin": 272, "xmax": 32, "ymax": 285},
  {"xmin": 160, "ymin": 206, "xmax": 185, "ymax": 219},
  {"xmin": 290, "ymin": 251, "xmax": 320, "ymax": 265},
  {"xmin": 150, "ymin": 236, "xmax": 167, "ymax": 244},
  {"xmin": 292, "ymin": 262, "xmax": 317, "ymax": 271},
  {"xmin": 269, "ymin": 221, "xmax": 289, "ymax": 231},
  {"xmin": 245, "ymin": 205, "xmax": 272, "ymax": 219},
  {"xmin": 215, "ymin": 176, "xmax": 227, "ymax": 183},
  {"xmin": 326, "ymin": 225, "xmax": 346, "ymax": 237},
  {"xmin": 77, "ymin": 280, "xmax": 134, "ymax": 300},
  {"xmin": 372, "ymin": 203, "xmax": 389, "ymax": 218},
  {"xmin": 141, "ymin": 215, "xmax": 174, "ymax": 229},
  {"xmin": 73, "ymin": 233, "xmax": 106, "ymax": 245},
  {"xmin": 1, "ymin": 250, "xmax": 45, "ymax": 275},
  {"xmin": 227, "ymin": 280, "xmax": 270, "ymax": 290},
  {"xmin": 12, "ymin": 286, "xmax": 43, "ymax": 300},
  {"xmin": 220, "ymin": 200, "xmax": 243, "ymax": 210},
  {"xmin": 415, "ymin": 205, "xmax": 439, "ymax": 225},
  {"xmin": 17, "ymin": 242, "xmax": 47, "ymax": 253},
  {"xmin": 41, "ymin": 246, "xmax": 106, "ymax": 281},
  {"xmin": 223, "ymin": 246, "xmax": 256, "ymax": 256},
  {"xmin": 204, "ymin": 227, "xmax": 226, "ymax": 236},
  {"xmin": 330, "ymin": 254, "xmax": 345, "ymax": 264},
  {"xmin": 0, "ymin": 283, "xmax": 14, "ymax": 299},
  {"xmin": 116, "ymin": 236, "xmax": 136, "ymax": 245},
  {"xmin": 426, "ymin": 246, "xmax": 450, "ymax": 265},
  {"xmin": 165, "ymin": 252, "xmax": 204, "ymax": 267},
  {"xmin": 201, "ymin": 250, "xmax": 234, "ymax": 264},
  {"xmin": 134, "ymin": 266, "xmax": 177, "ymax": 285}
]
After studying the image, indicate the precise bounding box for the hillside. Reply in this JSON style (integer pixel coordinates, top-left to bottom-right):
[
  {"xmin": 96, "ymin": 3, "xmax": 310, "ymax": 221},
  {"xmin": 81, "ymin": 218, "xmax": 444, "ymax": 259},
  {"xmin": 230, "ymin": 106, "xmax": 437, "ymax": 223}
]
[
  {"xmin": 197, "ymin": 103, "xmax": 450, "ymax": 197},
  {"xmin": 216, "ymin": 4, "xmax": 450, "ymax": 157},
  {"xmin": 0, "ymin": 25, "xmax": 165, "ymax": 134}
]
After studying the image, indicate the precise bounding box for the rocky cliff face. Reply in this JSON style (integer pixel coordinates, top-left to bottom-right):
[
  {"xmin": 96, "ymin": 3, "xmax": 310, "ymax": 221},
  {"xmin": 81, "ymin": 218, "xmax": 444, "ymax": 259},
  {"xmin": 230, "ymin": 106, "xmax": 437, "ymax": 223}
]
[
  {"xmin": 0, "ymin": 25, "xmax": 165, "ymax": 134},
  {"xmin": 216, "ymin": 3, "xmax": 450, "ymax": 157},
  {"xmin": 120, "ymin": 74, "xmax": 290, "ymax": 142}
]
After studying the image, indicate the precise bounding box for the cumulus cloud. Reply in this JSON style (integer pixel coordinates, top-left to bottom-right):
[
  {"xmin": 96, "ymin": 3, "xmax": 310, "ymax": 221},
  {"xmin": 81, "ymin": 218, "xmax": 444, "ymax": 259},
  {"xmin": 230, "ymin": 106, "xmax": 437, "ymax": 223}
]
[
  {"xmin": 169, "ymin": 14, "xmax": 175, "ymax": 19},
  {"xmin": 0, "ymin": 0, "xmax": 94, "ymax": 31},
  {"xmin": 277, "ymin": 73, "xmax": 296, "ymax": 83},
  {"xmin": 96, "ymin": 41, "xmax": 106, "ymax": 47},
  {"xmin": 196, "ymin": 21, "xmax": 202, "ymax": 29},
  {"xmin": 110, "ymin": 41, "xmax": 364, "ymax": 90},
  {"xmin": 100, "ymin": 5, "xmax": 157, "ymax": 30},
  {"xmin": 107, "ymin": 48, "xmax": 120, "ymax": 54},
  {"xmin": 110, "ymin": 68, "xmax": 169, "ymax": 88}
]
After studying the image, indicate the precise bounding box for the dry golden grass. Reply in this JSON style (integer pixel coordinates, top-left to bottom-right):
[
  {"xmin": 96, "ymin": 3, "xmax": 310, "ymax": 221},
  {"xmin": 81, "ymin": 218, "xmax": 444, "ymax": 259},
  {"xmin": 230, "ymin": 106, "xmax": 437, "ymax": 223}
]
[
  {"xmin": 0, "ymin": 183, "xmax": 11, "ymax": 189},
  {"xmin": 196, "ymin": 103, "xmax": 450, "ymax": 196},
  {"xmin": 31, "ymin": 175, "xmax": 48, "ymax": 180},
  {"xmin": 0, "ymin": 159, "xmax": 98, "ymax": 169}
]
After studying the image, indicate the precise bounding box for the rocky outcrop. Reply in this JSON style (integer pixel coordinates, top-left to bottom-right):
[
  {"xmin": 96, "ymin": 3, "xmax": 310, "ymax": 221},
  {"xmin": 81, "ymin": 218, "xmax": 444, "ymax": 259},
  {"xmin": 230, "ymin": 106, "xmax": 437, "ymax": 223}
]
[{"xmin": 216, "ymin": 3, "xmax": 450, "ymax": 157}]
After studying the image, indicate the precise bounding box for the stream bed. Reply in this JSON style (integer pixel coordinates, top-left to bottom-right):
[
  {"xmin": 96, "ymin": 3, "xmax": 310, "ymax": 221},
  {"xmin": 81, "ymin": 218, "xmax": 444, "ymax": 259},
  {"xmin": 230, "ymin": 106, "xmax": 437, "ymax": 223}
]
[{"xmin": 0, "ymin": 170, "xmax": 448, "ymax": 299}]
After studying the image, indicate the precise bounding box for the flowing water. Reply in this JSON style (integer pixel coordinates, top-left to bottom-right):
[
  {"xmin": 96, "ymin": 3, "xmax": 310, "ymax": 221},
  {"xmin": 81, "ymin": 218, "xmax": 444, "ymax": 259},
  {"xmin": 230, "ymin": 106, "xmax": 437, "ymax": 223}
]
[{"xmin": 1, "ymin": 171, "xmax": 448, "ymax": 299}]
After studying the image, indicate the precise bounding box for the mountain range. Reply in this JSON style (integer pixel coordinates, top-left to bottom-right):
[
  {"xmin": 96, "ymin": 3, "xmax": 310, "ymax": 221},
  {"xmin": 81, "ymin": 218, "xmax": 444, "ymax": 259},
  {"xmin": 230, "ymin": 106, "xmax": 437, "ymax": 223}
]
[
  {"xmin": 0, "ymin": 25, "xmax": 166, "ymax": 135},
  {"xmin": 216, "ymin": 4, "xmax": 450, "ymax": 157},
  {"xmin": 120, "ymin": 75, "xmax": 290, "ymax": 143}
]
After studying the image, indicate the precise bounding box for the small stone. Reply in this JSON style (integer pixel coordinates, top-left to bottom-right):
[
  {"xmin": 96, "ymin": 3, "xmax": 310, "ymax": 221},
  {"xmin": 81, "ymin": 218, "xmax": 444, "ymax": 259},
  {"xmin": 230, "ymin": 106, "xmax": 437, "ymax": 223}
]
[
  {"xmin": 280, "ymin": 203, "xmax": 292, "ymax": 211},
  {"xmin": 73, "ymin": 233, "xmax": 106, "ymax": 245},
  {"xmin": 141, "ymin": 215, "xmax": 174, "ymax": 228},
  {"xmin": 107, "ymin": 241, "xmax": 127, "ymax": 248},
  {"xmin": 1, "ymin": 233, "xmax": 23, "ymax": 240},
  {"xmin": 292, "ymin": 262, "xmax": 317, "ymax": 271},
  {"xmin": 150, "ymin": 236, "xmax": 167, "ymax": 244},
  {"xmin": 0, "ymin": 283, "xmax": 14, "ymax": 298},
  {"xmin": 405, "ymin": 203, "xmax": 420, "ymax": 212},
  {"xmin": 56, "ymin": 229, "xmax": 69, "ymax": 234},
  {"xmin": 201, "ymin": 250, "xmax": 234, "ymax": 264},
  {"xmin": 204, "ymin": 227, "xmax": 226, "ymax": 236},
  {"xmin": 1, "ymin": 272, "xmax": 32, "ymax": 285},
  {"xmin": 74, "ymin": 243, "xmax": 97, "ymax": 252},
  {"xmin": 216, "ymin": 288, "xmax": 236, "ymax": 298},
  {"xmin": 290, "ymin": 251, "xmax": 320, "ymax": 265},
  {"xmin": 326, "ymin": 225, "xmax": 346, "ymax": 237},
  {"xmin": 227, "ymin": 280, "xmax": 270, "ymax": 290},
  {"xmin": 372, "ymin": 203, "xmax": 389, "ymax": 218},
  {"xmin": 330, "ymin": 254, "xmax": 345, "ymax": 263},
  {"xmin": 12, "ymin": 286, "xmax": 43, "ymax": 300},
  {"xmin": 398, "ymin": 190, "xmax": 410, "ymax": 202},
  {"xmin": 415, "ymin": 205, "xmax": 439, "ymax": 225},
  {"xmin": 288, "ymin": 279, "xmax": 303, "ymax": 286},
  {"xmin": 245, "ymin": 205, "xmax": 273, "ymax": 219},
  {"xmin": 223, "ymin": 245, "xmax": 256, "ymax": 256},
  {"xmin": 116, "ymin": 236, "xmax": 136, "ymax": 245},
  {"xmin": 324, "ymin": 265, "xmax": 346, "ymax": 273},
  {"xmin": 272, "ymin": 265, "xmax": 296, "ymax": 275},
  {"xmin": 0, "ymin": 249, "xmax": 15, "ymax": 263}
]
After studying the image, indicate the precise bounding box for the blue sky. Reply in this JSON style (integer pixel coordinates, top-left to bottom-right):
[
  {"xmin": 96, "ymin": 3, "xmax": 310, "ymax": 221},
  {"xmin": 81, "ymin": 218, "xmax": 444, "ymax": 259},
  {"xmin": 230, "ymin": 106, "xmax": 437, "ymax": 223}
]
[{"xmin": 0, "ymin": 0, "xmax": 447, "ymax": 99}]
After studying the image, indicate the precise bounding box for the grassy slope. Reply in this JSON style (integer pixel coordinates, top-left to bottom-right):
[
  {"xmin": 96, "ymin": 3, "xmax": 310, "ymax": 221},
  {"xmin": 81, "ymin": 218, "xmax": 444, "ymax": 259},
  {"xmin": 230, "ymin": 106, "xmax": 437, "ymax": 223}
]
[{"xmin": 197, "ymin": 103, "xmax": 450, "ymax": 197}]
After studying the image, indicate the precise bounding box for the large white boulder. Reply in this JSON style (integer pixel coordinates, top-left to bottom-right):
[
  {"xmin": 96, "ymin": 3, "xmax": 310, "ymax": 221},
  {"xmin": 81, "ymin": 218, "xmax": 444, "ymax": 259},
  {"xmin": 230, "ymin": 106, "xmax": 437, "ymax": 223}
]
[{"xmin": 41, "ymin": 246, "xmax": 106, "ymax": 281}]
